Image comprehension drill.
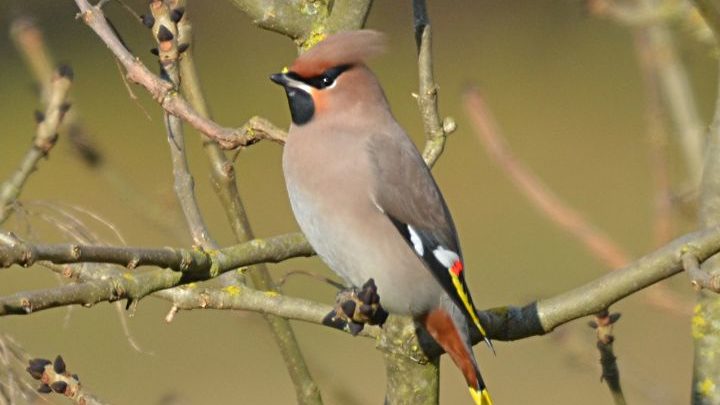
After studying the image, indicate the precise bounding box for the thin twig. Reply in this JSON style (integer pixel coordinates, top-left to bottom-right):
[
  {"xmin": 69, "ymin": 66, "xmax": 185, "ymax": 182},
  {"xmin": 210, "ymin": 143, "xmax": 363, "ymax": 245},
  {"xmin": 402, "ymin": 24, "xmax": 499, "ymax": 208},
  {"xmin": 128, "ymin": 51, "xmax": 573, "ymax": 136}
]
[
  {"xmin": 149, "ymin": 0, "xmax": 216, "ymax": 250},
  {"xmin": 0, "ymin": 67, "xmax": 73, "ymax": 224},
  {"xmin": 173, "ymin": 0, "xmax": 255, "ymax": 246},
  {"xmin": 587, "ymin": 0, "xmax": 688, "ymax": 26},
  {"xmin": 27, "ymin": 201, "xmax": 149, "ymax": 355},
  {"xmin": 73, "ymin": 0, "xmax": 286, "ymax": 149},
  {"xmin": 463, "ymin": 88, "xmax": 630, "ymax": 268},
  {"xmin": 9, "ymin": 16, "xmax": 187, "ymax": 240},
  {"xmin": 413, "ymin": 0, "xmax": 456, "ymax": 168},
  {"xmin": 11, "ymin": 17, "xmax": 102, "ymax": 167},
  {"xmin": 682, "ymin": 253, "xmax": 720, "ymax": 292},
  {"xmin": 627, "ymin": 0, "xmax": 705, "ymax": 228},
  {"xmin": 463, "ymin": 87, "xmax": 693, "ymax": 314},
  {"xmin": 549, "ymin": 325, "xmax": 668, "ymax": 402},
  {"xmin": 9, "ymin": 18, "xmax": 56, "ymax": 104},
  {"xmin": 589, "ymin": 310, "xmax": 626, "ymax": 405},
  {"xmin": 597, "ymin": 0, "xmax": 705, "ymax": 190},
  {"xmin": 277, "ymin": 270, "xmax": 345, "ymax": 290},
  {"xmin": 113, "ymin": 0, "xmax": 143, "ymax": 21}
]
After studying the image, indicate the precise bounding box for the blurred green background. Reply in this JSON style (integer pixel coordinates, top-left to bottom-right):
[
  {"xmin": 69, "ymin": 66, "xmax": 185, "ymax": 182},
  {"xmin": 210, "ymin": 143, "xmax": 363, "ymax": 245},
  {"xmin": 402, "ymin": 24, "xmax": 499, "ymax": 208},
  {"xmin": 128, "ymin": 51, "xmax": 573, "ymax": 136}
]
[{"xmin": 0, "ymin": 1, "xmax": 716, "ymax": 404}]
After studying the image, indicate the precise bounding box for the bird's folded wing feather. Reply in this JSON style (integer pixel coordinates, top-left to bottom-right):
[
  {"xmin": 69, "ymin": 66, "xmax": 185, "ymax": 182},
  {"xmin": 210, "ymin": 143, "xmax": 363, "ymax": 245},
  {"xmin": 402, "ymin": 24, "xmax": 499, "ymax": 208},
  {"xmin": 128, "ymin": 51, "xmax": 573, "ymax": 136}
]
[{"xmin": 366, "ymin": 130, "xmax": 488, "ymax": 337}]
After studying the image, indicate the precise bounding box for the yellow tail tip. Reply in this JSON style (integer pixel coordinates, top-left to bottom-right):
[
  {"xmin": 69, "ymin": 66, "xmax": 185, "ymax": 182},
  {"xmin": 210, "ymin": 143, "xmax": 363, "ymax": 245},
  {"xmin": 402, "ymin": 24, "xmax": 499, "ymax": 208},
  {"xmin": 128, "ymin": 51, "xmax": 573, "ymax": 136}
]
[{"xmin": 469, "ymin": 387, "xmax": 493, "ymax": 405}]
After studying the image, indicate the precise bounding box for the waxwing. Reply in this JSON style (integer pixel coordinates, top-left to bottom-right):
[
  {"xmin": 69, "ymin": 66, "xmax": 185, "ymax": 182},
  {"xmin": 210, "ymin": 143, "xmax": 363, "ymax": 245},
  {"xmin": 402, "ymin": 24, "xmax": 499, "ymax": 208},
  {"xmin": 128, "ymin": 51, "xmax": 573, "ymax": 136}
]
[{"xmin": 271, "ymin": 30, "xmax": 493, "ymax": 405}]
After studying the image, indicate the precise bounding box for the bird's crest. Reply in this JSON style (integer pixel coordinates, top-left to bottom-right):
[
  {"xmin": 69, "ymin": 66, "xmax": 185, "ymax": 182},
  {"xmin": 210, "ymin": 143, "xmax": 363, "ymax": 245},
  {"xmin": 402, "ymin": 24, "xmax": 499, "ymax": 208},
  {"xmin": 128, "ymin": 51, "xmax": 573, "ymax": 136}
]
[{"xmin": 291, "ymin": 30, "xmax": 386, "ymax": 78}]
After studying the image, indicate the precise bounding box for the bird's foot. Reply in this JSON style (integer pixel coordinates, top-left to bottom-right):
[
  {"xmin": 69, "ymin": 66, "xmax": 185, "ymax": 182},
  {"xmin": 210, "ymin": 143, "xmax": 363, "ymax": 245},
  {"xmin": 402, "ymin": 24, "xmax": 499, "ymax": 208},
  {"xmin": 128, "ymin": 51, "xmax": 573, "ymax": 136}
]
[{"xmin": 322, "ymin": 278, "xmax": 389, "ymax": 336}]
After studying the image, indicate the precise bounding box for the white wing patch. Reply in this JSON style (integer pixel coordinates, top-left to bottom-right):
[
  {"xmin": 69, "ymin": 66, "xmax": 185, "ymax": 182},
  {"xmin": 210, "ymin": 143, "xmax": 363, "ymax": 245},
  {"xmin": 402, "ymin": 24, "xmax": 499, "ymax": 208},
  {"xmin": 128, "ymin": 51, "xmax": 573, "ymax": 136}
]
[
  {"xmin": 407, "ymin": 225, "xmax": 424, "ymax": 256},
  {"xmin": 432, "ymin": 246, "xmax": 460, "ymax": 268}
]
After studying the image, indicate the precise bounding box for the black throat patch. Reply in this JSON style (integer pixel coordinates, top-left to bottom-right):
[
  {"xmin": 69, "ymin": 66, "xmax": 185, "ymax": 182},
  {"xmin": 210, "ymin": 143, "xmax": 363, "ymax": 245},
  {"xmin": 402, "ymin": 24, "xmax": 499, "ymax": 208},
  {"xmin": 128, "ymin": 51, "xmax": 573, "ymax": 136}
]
[{"xmin": 284, "ymin": 87, "xmax": 315, "ymax": 125}]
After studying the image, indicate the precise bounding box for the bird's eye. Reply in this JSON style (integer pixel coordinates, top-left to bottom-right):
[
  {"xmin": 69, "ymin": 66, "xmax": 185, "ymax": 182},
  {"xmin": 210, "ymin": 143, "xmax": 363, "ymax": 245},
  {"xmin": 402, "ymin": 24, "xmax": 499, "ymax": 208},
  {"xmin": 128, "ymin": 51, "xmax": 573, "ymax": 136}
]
[
  {"xmin": 299, "ymin": 64, "xmax": 352, "ymax": 89},
  {"xmin": 321, "ymin": 76, "xmax": 334, "ymax": 88}
]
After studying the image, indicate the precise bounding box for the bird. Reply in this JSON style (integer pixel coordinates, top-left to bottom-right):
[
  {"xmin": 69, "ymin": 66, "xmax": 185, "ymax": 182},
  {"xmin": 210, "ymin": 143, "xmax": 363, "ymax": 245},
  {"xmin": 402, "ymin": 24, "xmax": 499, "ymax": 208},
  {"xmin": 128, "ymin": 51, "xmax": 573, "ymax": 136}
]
[{"xmin": 270, "ymin": 30, "xmax": 493, "ymax": 405}]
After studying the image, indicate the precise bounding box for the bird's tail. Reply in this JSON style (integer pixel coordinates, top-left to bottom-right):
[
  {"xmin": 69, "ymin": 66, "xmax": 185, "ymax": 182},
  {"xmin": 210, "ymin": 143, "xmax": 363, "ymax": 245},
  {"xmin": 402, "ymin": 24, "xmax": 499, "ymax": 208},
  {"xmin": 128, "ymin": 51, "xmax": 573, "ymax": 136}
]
[
  {"xmin": 422, "ymin": 304, "xmax": 493, "ymax": 405},
  {"xmin": 468, "ymin": 365, "xmax": 493, "ymax": 405}
]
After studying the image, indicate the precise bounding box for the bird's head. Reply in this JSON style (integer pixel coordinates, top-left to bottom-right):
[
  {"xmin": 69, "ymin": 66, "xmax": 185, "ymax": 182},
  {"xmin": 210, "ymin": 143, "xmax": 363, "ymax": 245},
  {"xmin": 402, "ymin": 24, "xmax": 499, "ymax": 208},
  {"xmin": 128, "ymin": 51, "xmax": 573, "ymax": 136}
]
[{"xmin": 271, "ymin": 30, "xmax": 386, "ymax": 126}]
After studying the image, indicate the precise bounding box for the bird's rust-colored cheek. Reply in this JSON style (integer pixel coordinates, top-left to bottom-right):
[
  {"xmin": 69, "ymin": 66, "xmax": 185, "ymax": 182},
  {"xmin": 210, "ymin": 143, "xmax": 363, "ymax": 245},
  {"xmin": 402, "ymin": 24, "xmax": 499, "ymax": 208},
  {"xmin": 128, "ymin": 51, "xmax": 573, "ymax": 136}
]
[
  {"xmin": 311, "ymin": 89, "xmax": 327, "ymax": 115},
  {"xmin": 422, "ymin": 309, "xmax": 477, "ymax": 388}
]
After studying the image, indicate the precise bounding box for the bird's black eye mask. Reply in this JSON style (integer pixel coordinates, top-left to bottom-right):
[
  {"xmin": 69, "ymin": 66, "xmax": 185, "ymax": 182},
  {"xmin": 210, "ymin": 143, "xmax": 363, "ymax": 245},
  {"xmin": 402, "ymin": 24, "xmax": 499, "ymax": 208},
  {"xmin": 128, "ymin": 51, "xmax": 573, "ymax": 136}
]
[
  {"xmin": 276, "ymin": 64, "xmax": 353, "ymax": 125},
  {"xmin": 289, "ymin": 64, "xmax": 353, "ymax": 89}
]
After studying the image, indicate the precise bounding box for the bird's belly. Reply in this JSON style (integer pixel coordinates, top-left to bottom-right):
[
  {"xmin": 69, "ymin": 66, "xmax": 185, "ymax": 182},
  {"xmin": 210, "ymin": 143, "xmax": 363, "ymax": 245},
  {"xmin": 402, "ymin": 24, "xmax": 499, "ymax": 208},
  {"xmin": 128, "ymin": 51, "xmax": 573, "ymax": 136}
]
[{"xmin": 286, "ymin": 185, "xmax": 442, "ymax": 316}]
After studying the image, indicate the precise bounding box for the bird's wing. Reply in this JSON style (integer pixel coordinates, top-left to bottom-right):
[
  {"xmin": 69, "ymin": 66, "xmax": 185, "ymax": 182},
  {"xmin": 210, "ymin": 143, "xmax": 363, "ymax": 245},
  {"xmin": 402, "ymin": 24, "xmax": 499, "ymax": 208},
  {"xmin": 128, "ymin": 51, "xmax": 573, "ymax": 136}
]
[{"xmin": 366, "ymin": 130, "xmax": 489, "ymax": 339}]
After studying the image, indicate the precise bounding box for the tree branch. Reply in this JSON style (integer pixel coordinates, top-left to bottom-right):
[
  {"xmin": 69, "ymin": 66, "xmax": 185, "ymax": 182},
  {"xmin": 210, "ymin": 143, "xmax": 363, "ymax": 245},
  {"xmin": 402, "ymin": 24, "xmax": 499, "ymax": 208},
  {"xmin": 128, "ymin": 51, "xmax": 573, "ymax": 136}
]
[
  {"xmin": 229, "ymin": 0, "xmax": 314, "ymax": 41},
  {"xmin": 683, "ymin": 253, "xmax": 720, "ymax": 293},
  {"xmin": 389, "ymin": 224, "xmax": 720, "ymax": 357},
  {"xmin": 156, "ymin": 279, "xmax": 379, "ymax": 339},
  {"xmin": 413, "ymin": 1, "xmax": 456, "ymax": 168},
  {"xmin": 0, "ymin": 232, "xmax": 311, "ymax": 283},
  {"xmin": 73, "ymin": 0, "xmax": 286, "ymax": 149},
  {"xmin": 536, "ymin": 225, "xmax": 720, "ymax": 333},
  {"xmin": 379, "ymin": 316, "xmax": 439, "ymax": 405},
  {"xmin": 229, "ymin": 0, "xmax": 372, "ymax": 50}
]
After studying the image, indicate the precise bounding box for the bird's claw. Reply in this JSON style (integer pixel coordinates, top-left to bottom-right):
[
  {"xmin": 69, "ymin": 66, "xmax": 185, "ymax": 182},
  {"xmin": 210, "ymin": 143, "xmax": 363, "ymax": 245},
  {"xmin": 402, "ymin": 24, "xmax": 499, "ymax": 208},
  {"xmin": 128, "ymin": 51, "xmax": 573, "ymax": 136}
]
[{"xmin": 322, "ymin": 278, "xmax": 389, "ymax": 335}]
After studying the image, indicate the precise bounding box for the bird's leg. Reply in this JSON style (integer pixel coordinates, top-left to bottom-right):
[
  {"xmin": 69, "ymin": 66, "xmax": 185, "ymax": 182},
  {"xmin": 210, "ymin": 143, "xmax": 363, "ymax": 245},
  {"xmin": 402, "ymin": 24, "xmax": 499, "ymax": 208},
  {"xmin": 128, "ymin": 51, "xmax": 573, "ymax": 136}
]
[{"xmin": 322, "ymin": 278, "xmax": 389, "ymax": 335}]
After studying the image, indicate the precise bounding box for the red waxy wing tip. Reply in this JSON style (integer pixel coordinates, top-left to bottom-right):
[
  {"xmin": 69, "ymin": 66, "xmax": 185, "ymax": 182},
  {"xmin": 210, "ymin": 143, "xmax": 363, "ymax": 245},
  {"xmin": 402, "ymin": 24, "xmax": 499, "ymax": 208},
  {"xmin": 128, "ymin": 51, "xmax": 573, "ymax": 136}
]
[{"xmin": 450, "ymin": 260, "xmax": 463, "ymax": 276}]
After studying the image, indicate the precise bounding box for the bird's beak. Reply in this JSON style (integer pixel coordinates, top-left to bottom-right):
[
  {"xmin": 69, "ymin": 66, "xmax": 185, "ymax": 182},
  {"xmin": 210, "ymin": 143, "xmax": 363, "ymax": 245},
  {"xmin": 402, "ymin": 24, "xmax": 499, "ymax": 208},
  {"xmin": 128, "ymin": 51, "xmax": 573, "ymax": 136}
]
[{"xmin": 270, "ymin": 72, "xmax": 289, "ymax": 87}]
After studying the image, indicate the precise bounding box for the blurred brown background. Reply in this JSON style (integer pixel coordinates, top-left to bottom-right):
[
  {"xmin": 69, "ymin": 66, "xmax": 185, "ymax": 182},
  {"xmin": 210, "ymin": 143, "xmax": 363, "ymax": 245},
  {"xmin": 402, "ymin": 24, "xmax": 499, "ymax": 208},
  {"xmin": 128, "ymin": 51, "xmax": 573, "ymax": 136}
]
[{"xmin": 0, "ymin": 1, "xmax": 716, "ymax": 404}]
